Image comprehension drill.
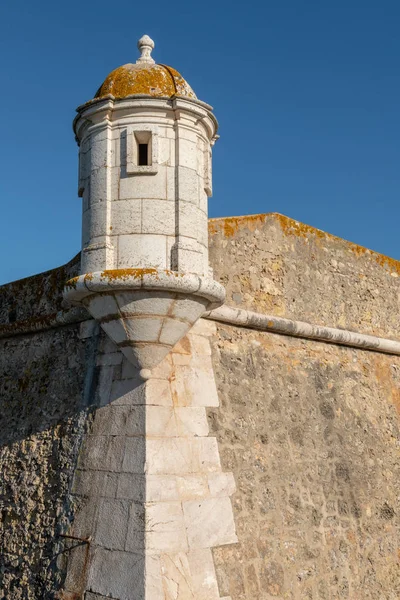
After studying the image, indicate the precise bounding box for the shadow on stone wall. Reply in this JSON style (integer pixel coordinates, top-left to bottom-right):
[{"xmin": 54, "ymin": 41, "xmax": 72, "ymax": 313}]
[
  {"xmin": 0, "ymin": 321, "xmax": 147, "ymax": 600},
  {"xmin": 0, "ymin": 322, "xmax": 98, "ymax": 598},
  {"xmin": 62, "ymin": 339, "xmax": 147, "ymax": 600}
]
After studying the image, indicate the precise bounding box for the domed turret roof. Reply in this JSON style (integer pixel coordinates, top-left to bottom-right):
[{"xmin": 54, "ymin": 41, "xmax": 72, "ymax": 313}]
[{"xmin": 94, "ymin": 35, "xmax": 197, "ymax": 100}]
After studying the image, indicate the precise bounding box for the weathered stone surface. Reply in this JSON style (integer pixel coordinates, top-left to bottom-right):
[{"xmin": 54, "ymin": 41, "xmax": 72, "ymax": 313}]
[
  {"xmin": 0, "ymin": 318, "xmax": 96, "ymax": 598},
  {"xmin": 208, "ymin": 214, "xmax": 400, "ymax": 600},
  {"xmin": 0, "ymin": 253, "xmax": 80, "ymax": 326},
  {"xmin": 209, "ymin": 213, "xmax": 400, "ymax": 339}
]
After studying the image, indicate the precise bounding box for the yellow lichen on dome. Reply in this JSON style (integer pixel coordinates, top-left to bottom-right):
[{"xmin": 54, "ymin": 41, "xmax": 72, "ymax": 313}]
[{"xmin": 94, "ymin": 62, "xmax": 197, "ymax": 100}]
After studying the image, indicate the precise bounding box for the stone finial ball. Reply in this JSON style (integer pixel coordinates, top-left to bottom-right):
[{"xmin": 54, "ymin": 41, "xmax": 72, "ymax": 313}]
[{"xmin": 138, "ymin": 35, "xmax": 155, "ymax": 50}]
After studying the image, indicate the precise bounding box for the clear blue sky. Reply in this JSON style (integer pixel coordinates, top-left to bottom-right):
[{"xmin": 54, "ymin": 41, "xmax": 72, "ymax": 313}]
[{"xmin": 1, "ymin": 1, "xmax": 399, "ymax": 285}]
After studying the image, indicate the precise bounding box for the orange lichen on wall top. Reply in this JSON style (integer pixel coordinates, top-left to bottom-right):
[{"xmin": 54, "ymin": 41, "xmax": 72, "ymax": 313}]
[
  {"xmin": 208, "ymin": 214, "xmax": 270, "ymax": 238},
  {"xmin": 209, "ymin": 212, "xmax": 400, "ymax": 276}
]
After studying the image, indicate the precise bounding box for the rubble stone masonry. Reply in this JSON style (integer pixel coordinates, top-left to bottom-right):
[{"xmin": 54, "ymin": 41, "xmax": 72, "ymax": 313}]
[{"xmin": 208, "ymin": 214, "xmax": 400, "ymax": 600}]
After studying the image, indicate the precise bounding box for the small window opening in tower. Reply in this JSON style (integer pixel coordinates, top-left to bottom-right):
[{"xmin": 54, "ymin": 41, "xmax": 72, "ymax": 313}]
[{"xmin": 138, "ymin": 143, "xmax": 149, "ymax": 166}]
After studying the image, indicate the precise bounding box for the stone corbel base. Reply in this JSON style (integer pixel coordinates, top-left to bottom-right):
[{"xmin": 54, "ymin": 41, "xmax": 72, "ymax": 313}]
[{"xmin": 64, "ymin": 269, "xmax": 225, "ymax": 377}]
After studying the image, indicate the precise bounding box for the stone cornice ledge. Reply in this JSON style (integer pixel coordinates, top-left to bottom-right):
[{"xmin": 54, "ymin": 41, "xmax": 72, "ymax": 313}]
[{"xmin": 204, "ymin": 305, "xmax": 400, "ymax": 356}]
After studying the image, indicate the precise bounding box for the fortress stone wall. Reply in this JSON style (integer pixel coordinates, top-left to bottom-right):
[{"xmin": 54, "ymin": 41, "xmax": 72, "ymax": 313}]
[
  {"xmin": 208, "ymin": 214, "xmax": 400, "ymax": 600},
  {"xmin": 1, "ymin": 214, "xmax": 399, "ymax": 599}
]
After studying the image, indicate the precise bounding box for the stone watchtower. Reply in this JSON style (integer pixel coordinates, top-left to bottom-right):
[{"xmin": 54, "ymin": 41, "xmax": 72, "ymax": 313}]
[
  {"xmin": 62, "ymin": 36, "xmax": 237, "ymax": 600},
  {"xmin": 65, "ymin": 35, "xmax": 225, "ymax": 378}
]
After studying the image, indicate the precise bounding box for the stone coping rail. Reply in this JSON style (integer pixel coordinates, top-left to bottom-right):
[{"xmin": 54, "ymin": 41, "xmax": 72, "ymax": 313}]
[
  {"xmin": 203, "ymin": 305, "xmax": 400, "ymax": 356},
  {"xmin": 2, "ymin": 301, "xmax": 400, "ymax": 357}
]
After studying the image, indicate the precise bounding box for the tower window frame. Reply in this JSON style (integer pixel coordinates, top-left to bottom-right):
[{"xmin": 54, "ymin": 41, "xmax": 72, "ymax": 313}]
[{"xmin": 126, "ymin": 125, "xmax": 158, "ymax": 175}]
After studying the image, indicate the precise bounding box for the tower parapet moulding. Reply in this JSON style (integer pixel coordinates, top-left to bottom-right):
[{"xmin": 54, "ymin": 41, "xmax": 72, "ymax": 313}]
[{"xmin": 64, "ymin": 35, "xmax": 225, "ymax": 376}]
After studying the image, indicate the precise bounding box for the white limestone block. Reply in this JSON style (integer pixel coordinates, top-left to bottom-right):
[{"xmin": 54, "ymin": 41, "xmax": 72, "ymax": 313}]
[
  {"xmin": 110, "ymin": 166, "xmax": 121, "ymax": 201},
  {"xmin": 99, "ymin": 335, "xmax": 119, "ymax": 353},
  {"xmin": 178, "ymin": 138, "xmax": 198, "ymax": 171},
  {"xmin": 199, "ymin": 190, "xmax": 208, "ymax": 214},
  {"xmin": 121, "ymin": 357, "xmax": 140, "ymax": 380},
  {"xmin": 159, "ymin": 135, "xmax": 172, "ymax": 166},
  {"xmin": 159, "ymin": 318, "xmax": 190, "ymax": 346},
  {"xmin": 190, "ymin": 318, "xmax": 216, "ymax": 337},
  {"xmin": 80, "ymin": 135, "xmax": 90, "ymax": 154},
  {"xmin": 177, "ymin": 166, "xmax": 199, "ymax": 204},
  {"xmin": 159, "ymin": 552, "xmax": 195, "ymax": 599},
  {"xmin": 70, "ymin": 495, "xmax": 98, "ymax": 540},
  {"xmin": 122, "ymin": 437, "xmax": 146, "ymax": 473},
  {"xmin": 179, "ymin": 204, "xmax": 208, "ymax": 248},
  {"xmin": 110, "ymin": 378, "xmax": 145, "ymax": 405},
  {"xmin": 121, "ymin": 343, "xmax": 171, "ymax": 372},
  {"xmin": 178, "ymin": 126, "xmax": 199, "ymax": 143},
  {"xmin": 196, "ymin": 138, "xmax": 205, "ymax": 177},
  {"xmin": 117, "ymin": 291, "xmax": 175, "ymax": 318},
  {"xmin": 175, "ymin": 247, "xmax": 205, "ymax": 276},
  {"xmin": 171, "ymin": 364, "xmax": 219, "ymax": 407},
  {"xmin": 171, "ymin": 297, "xmax": 208, "ymax": 323},
  {"xmin": 109, "ymin": 405, "xmax": 145, "ymax": 436},
  {"xmin": 119, "ymin": 165, "xmax": 167, "ymax": 200},
  {"xmin": 123, "ymin": 316, "xmax": 163, "ymax": 342},
  {"xmin": 100, "ymin": 319, "xmax": 128, "ymax": 345},
  {"xmin": 110, "ymin": 199, "xmax": 142, "ymax": 235},
  {"xmin": 166, "ymin": 165, "xmax": 176, "ymax": 201},
  {"xmin": 195, "ymin": 437, "xmax": 222, "ymax": 472},
  {"xmin": 144, "ymin": 439, "xmax": 192, "ymax": 475},
  {"xmin": 112, "ymin": 137, "xmax": 120, "ymax": 167},
  {"xmin": 146, "ymin": 406, "xmax": 177, "ymax": 436},
  {"xmin": 88, "ymin": 203, "xmax": 110, "ymax": 240},
  {"xmin": 148, "ymin": 353, "xmax": 172, "ymax": 383},
  {"xmin": 82, "ymin": 209, "xmax": 91, "ymax": 246},
  {"xmin": 87, "ymin": 548, "xmax": 146, "ymax": 600},
  {"xmin": 145, "ymin": 554, "xmax": 165, "ymax": 600},
  {"xmin": 87, "ymin": 294, "xmax": 119, "ymax": 320},
  {"xmin": 90, "ymin": 167, "xmax": 109, "ymax": 202},
  {"xmin": 79, "ymin": 435, "xmax": 126, "ymax": 473},
  {"xmin": 146, "ymin": 475, "xmax": 179, "ymax": 502},
  {"xmin": 90, "ymin": 134, "xmax": 111, "ymax": 170},
  {"xmin": 174, "ymin": 407, "xmax": 209, "ymax": 437},
  {"xmin": 95, "ymin": 498, "xmax": 130, "ymax": 550},
  {"xmin": 207, "ymin": 472, "xmax": 236, "ymax": 498},
  {"xmin": 125, "ymin": 502, "xmax": 188, "ymax": 554},
  {"xmin": 189, "ymin": 334, "xmax": 212, "ymax": 356},
  {"xmin": 142, "ymin": 199, "xmax": 175, "ymax": 236},
  {"xmin": 79, "ymin": 148, "xmax": 91, "ymax": 184},
  {"xmin": 116, "ymin": 473, "xmax": 145, "ymax": 501},
  {"xmin": 204, "ymin": 145, "xmax": 213, "ymax": 197},
  {"xmin": 144, "ymin": 438, "xmax": 221, "ymax": 475},
  {"xmin": 96, "ymin": 365, "xmax": 115, "ymax": 407},
  {"xmin": 118, "ymin": 233, "xmax": 167, "ymax": 269},
  {"xmin": 187, "ymin": 549, "xmax": 221, "ymax": 600},
  {"xmin": 183, "ymin": 497, "xmax": 238, "ymax": 549},
  {"xmin": 176, "ymin": 475, "xmax": 209, "ymax": 501},
  {"xmin": 145, "ymin": 377, "xmax": 173, "ymax": 406},
  {"xmin": 76, "ymin": 468, "xmax": 107, "ymax": 500},
  {"xmin": 145, "ymin": 502, "xmax": 188, "ymax": 555}
]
